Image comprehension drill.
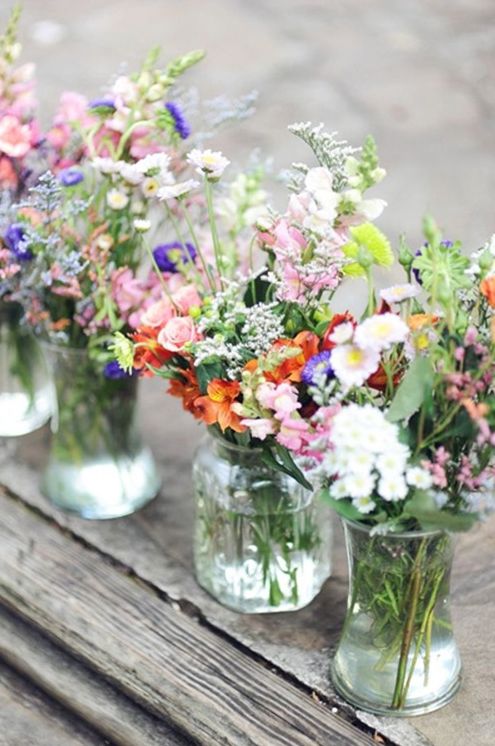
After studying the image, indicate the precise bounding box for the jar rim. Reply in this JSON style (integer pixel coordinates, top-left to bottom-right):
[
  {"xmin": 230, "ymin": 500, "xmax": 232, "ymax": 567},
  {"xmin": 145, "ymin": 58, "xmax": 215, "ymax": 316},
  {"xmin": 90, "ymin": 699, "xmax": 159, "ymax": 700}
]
[
  {"xmin": 340, "ymin": 516, "xmax": 447, "ymax": 539},
  {"xmin": 38, "ymin": 338, "xmax": 89, "ymax": 357}
]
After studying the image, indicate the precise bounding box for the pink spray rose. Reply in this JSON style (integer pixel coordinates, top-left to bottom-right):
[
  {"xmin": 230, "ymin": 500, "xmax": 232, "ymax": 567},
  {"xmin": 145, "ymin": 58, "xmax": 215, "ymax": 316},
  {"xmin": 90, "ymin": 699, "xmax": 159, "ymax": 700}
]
[
  {"xmin": 0, "ymin": 114, "xmax": 32, "ymax": 158},
  {"xmin": 140, "ymin": 298, "xmax": 175, "ymax": 328},
  {"xmin": 172, "ymin": 284, "xmax": 202, "ymax": 314},
  {"xmin": 158, "ymin": 316, "xmax": 199, "ymax": 352}
]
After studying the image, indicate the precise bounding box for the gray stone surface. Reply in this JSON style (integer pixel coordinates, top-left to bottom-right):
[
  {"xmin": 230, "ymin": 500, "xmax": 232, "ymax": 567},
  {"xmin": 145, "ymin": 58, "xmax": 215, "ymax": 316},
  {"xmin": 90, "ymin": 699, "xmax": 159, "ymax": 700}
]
[{"xmin": 1, "ymin": 0, "xmax": 494, "ymax": 250}]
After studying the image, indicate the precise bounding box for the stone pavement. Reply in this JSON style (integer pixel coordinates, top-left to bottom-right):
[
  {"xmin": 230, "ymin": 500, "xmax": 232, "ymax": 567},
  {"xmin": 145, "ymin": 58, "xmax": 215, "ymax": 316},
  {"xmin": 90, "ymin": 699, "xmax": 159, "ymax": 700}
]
[{"xmin": 1, "ymin": 0, "xmax": 494, "ymax": 251}]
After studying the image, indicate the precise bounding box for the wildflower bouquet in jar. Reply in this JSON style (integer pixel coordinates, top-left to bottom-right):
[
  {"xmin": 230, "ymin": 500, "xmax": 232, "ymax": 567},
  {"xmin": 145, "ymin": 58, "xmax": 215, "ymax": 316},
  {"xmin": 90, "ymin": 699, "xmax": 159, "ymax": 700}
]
[
  {"xmin": 115, "ymin": 122, "xmax": 388, "ymax": 611},
  {"xmin": 0, "ymin": 5, "xmax": 52, "ymax": 436},
  {"xmin": 0, "ymin": 44, "xmax": 223, "ymax": 516}
]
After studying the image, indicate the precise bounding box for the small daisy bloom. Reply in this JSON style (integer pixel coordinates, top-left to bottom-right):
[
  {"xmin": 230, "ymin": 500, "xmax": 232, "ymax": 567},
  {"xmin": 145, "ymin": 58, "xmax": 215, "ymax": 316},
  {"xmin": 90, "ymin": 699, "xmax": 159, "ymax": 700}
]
[
  {"xmin": 378, "ymin": 474, "xmax": 408, "ymax": 502},
  {"xmin": 97, "ymin": 233, "xmax": 114, "ymax": 251},
  {"xmin": 187, "ymin": 148, "xmax": 230, "ymax": 180},
  {"xmin": 92, "ymin": 157, "xmax": 119, "ymax": 175},
  {"xmin": 354, "ymin": 313, "xmax": 410, "ymax": 353},
  {"xmin": 118, "ymin": 163, "xmax": 144, "ymax": 186},
  {"xmin": 157, "ymin": 179, "xmax": 199, "ymax": 201},
  {"xmin": 141, "ymin": 177, "xmax": 161, "ymax": 199},
  {"xmin": 343, "ymin": 472, "xmax": 376, "ymax": 500},
  {"xmin": 329, "ymin": 479, "xmax": 350, "ymax": 500},
  {"xmin": 328, "ymin": 321, "xmax": 354, "ymax": 346},
  {"xmin": 133, "ymin": 219, "xmax": 151, "ymax": 233},
  {"xmin": 406, "ymin": 466, "xmax": 434, "ymax": 489},
  {"xmin": 352, "ymin": 495, "xmax": 377, "ymax": 514},
  {"xmin": 136, "ymin": 153, "xmax": 171, "ymax": 175},
  {"xmin": 330, "ymin": 343, "xmax": 380, "ymax": 388},
  {"xmin": 380, "ymin": 283, "xmax": 420, "ymax": 305},
  {"xmin": 106, "ymin": 189, "xmax": 129, "ymax": 210}
]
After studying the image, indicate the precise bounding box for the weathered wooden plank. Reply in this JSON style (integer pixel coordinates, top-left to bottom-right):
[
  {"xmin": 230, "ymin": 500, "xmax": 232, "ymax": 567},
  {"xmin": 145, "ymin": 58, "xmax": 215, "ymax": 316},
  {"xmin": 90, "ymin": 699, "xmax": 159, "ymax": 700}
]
[
  {"xmin": 0, "ymin": 605, "xmax": 190, "ymax": 746},
  {"xmin": 0, "ymin": 490, "xmax": 374, "ymax": 746},
  {"xmin": 0, "ymin": 660, "xmax": 109, "ymax": 746}
]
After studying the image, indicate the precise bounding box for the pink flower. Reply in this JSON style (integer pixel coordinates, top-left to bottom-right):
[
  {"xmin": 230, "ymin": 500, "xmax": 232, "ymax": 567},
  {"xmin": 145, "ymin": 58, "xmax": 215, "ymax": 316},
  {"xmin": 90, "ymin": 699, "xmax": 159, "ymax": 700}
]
[
  {"xmin": 276, "ymin": 416, "xmax": 310, "ymax": 453},
  {"xmin": 140, "ymin": 298, "xmax": 175, "ymax": 328},
  {"xmin": 157, "ymin": 316, "xmax": 199, "ymax": 352},
  {"xmin": 256, "ymin": 381, "xmax": 301, "ymax": 420},
  {"xmin": 240, "ymin": 418, "xmax": 276, "ymax": 440},
  {"xmin": 0, "ymin": 114, "xmax": 32, "ymax": 158},
  {"xmin": 286, "ymin": 191, "xmax": 312, "ymax": 222},
  {"xmin": 0, "ymin": 156, "xmax": 18, "ymax": 188},
  {"xmin": 172, "ymin": 284, "xmax": 202, "ymax": 314},
  {"xmin": 54, "ymin": 91, "xmax": 89, "ymax": 124},
  {"xmin": 272, "ymin": 219, "xmax": 306, "ymax": 256},
  {"xmin": 111, "ymin": 268, "xmax": 146, "ymax": 314}
]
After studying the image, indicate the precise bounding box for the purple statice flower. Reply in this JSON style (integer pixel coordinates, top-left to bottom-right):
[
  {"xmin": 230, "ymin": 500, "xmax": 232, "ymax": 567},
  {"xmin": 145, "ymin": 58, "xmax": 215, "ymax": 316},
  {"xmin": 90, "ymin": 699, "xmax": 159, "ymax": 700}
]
[
  {"xmin": 302, "ymin": 350, "xmax": 334, "ymax": 386},
  {"xmin": 153, "ymin": 241, "xmax": 197, "ymax": 273},
  {"xmin": 4, "ymin": 223, "xmax": 33, "ymax": 262},
  {"xmin": 59, "ymin": 167, "xmax": 84, "ymax": 187},
  {"xmin": 88, "ymin": 98, "xmax": 116, "ymax": 111},
  {"xmin": 103, "ymin": 361, "xmax": 135, "ymax": 380},
  {"xmin": 414, "ymin": 239, "xmax": 453, "ymax": 284},
  {"xmin": 165, "ymin": 101, "xmax": 191, "ymax": 140}
]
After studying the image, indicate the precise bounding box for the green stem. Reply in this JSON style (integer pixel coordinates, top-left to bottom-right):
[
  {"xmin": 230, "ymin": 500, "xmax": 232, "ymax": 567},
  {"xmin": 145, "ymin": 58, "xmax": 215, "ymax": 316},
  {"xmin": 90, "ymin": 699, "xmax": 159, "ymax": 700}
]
[{"xmin": 204, "ymin": 178, "xmax": 224, "ymax": 289}]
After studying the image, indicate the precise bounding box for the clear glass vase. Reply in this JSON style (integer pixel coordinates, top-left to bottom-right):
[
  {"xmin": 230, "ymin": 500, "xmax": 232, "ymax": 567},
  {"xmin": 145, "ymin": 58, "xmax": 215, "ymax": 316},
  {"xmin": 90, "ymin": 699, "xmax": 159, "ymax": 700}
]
[
  {"xmin": 331, "ymin": 519, "xmax": 461, "ymax": 716},
  {"xmin": 193, "ymin": 434, "xmax": 332, "ymax": 613},
  {"xmin": 41, "ymin": 342, "xmax": 160, "ymax": 519},
  {"xmin": 0, "ymin": 302, "xmax": 52, "ymax": 437}
]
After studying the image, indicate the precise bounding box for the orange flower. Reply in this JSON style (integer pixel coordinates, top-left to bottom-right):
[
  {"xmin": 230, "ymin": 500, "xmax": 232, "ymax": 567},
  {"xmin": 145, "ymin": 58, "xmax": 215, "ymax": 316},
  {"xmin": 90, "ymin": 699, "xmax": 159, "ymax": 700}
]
[
  {"xmin": 169, "ymin": 365, "xmax": 202, "ymax": 418},
  {"xmin": 367, "ymin": 364, "xmax": 403, "ymax": 392},
  {"xmin": 481, "ymin": 276, "xmax": 495, "ymax": 307},
  {"xmin": 407, "ymin": 313, "xmax": 438, "ymax": 331},
  {"xmin": 51, "ymin": 318, "xmax": 71, "ymax": 332},
  {"xmin": 194, "ymin": 378, "xmax": 246, "ymax": 433},
  {"xmin": 132, "ymin": 326, "xmax": 173, "ymax": 376},
  {"xmin": 461, "ymin": 397, "xmax": 489, "ymax": 421},
  {"xmin": 266, "ymin": 331, "xmax": 320, "ymax": 383}
]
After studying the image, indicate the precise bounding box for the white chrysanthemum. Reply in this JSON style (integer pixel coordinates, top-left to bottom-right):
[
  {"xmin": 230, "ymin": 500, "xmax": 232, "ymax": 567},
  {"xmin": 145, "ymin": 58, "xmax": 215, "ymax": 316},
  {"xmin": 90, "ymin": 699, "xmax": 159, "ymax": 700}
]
[
  {"xmin": 157, "ymin": 179, "xmax": 199, "ymax": 201},
  {"xmin": 376, "ymin": 447, "xmax": 409, "ymax": 476},
  {"xmin": 343, "ymin": 472, "xmax": 376, "ymax": 500},
  {"xmin": 136, "ymin": 153, "xmax": 171, "ymax": 175},
  {"xmin": 133, "ymin": 219, "xmax": 151, "ymax": 233},
  {"xmin": 118, "ymin": 163, "xmax": 144, "ymax": 186},
  {"xmin": 329, "ymin": 479, "xmax": 349, "ymax": 500},
  {"xmin": 330, "ymin": 343, "xmax": 380, "ymax": 388},
  {"xmin": 380, "ymin": 284, "xmax": 420, "ymax": 305},
  {"xmin": 92, "ymin": 157, "xmax": 119, "ymax": 175},
  {"xmin": 352, "ymin": 495, "xmax": 376, "ymax": 514},
  {"xmin": 106, "ymin": 189, "xmax": 129, "ymax": 210},
  {"xmin": 354, "ymin": 313, "xmax": 410, "ymax": 352},
  {"xmin": 378, "ymin": 474, "xmax": 408, "ymax": 502},
  {"xmin": 406, "ymin": 466, "xmax": 434, "ymax": 489},
  {"xmin": 328, "ymin": 321, "xmax": 354, "ymax": 345},
  {"xmin": 187, "ymin": 149, "xmax": 230, "ymax": 180},
  {"xmin": 141, "ymin": 177, "xmax": 161, "ymax": 198}
]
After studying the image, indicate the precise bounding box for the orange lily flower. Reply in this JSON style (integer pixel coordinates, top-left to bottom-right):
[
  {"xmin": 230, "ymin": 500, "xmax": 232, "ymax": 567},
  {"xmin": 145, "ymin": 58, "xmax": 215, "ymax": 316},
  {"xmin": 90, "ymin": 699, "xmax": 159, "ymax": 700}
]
[
  {"xmin": 169, "ymin": 365, "xmax": 202, "ymax": 418},
  {"xmin": 132, "ymin": 326, "xmax": 173, "ymax": 376},
  {"xmin": 266, "ymin": 331, "xmax": 320, "ymax": 383},
  {"xmin": 481, "ymin": 276, "xmax": 495, "ymax": 307},
  {"xmin": 194, "ymin": 378, "xmax": 246, "ymax": 433}
]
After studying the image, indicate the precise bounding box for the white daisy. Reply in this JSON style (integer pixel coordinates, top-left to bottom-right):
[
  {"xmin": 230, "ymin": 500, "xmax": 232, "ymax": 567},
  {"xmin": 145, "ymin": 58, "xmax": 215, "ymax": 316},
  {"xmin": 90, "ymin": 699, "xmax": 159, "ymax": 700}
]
[
  {"xmin": 328, "ymin": 321, "xmax": 354, "ymax": 345},
  {"xmin": 106, "ymin": 189, "xmax": 129, "ymax": 210},
  {"xmin": 157, "ymin": 179, "xmax": 199, "ymax": 201},
  {"xmin": 330, "ymin": 343, "xmax": 380, "ymax": 388},
  {"xmin": 378, "ymin": 475, "xmax": 408, "ymax": 502},
  {"xmin": 187, "ymin": 149, "xmax": 230, "ymax": 180},
  {"xmin": 354, "ymin": 313, "xmax": 409, "ymax": 353},
  {"xmin": 406, "ymin": 466, "xmax": 434, "ymax": 489},
  {"xmin": 352, "ymin": 495, "xmax": 377, "ymax": 514},
  {"xmin": 380, "ymin": 284, "xmax": 420, "ymax": 305}
]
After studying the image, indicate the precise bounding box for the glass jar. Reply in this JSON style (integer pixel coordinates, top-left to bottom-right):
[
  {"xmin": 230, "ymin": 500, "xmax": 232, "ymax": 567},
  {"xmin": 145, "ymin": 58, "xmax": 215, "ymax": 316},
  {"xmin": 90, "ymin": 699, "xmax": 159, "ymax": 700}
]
[
  {"xmin": 331, "ymin": 518, "xmax": 461, "ymax": 716},
  {"xmin": 0, "ymin": 302, "xmax": 52, "ymax": 437},
  {"xmin": 41, "ymin": 342, "xmax": 160, "ymax": 519},
  {"xmin": 193, "ymin": 434, "xmax": 332, "ymax": 613}
]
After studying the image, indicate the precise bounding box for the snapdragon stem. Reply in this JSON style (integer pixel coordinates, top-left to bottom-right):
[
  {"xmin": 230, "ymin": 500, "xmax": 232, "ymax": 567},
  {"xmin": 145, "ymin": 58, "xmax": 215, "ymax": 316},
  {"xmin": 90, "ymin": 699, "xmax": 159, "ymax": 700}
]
[
  {"xmin": 163, "ymin": 203, "xmax": 206, "ymax": 290},
  {"xmin": 180, "ymin": 200, "xmax": 216, "ymax": 290},
  {"xmin": 204, "ymin": 178, "xmax": 224, "ymax": 290}
]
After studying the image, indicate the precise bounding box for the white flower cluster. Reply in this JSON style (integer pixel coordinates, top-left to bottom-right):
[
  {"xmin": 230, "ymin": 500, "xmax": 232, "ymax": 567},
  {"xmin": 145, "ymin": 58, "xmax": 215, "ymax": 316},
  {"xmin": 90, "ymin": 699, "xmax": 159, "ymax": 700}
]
[
  {"xmin": 324, "ymin": 404, "xmax": 432, "ymax": 514},
  {"xmin": 240, "ymin": 303, "xmax": 285, "ymax": 356}
]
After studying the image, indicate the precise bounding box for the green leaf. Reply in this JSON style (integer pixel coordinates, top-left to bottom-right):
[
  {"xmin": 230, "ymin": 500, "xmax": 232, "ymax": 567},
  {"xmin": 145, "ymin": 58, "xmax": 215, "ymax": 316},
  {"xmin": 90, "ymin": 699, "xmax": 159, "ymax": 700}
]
[
  {"xmin": 319, "ymin": 489, "xmax": 363, "ymax": 521},
  {"xmin": 195, "ymin": 360, "xmax": 225, "ymax": 394},
  {"xmin": 387, "ymin": 355, "xmax": 433, "ymax": 423},
  {"xmin": 260, "ymin": 444, "xmax": 312, "ymax": 491},
  {"xmin": 403, "ymin": 490, "xmax": 477, "ymax": 532}
]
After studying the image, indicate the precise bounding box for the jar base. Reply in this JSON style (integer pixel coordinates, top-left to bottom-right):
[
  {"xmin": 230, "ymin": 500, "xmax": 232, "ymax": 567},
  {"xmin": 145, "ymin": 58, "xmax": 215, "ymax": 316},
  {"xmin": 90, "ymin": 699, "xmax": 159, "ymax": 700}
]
[
  {"xmin": 0, "ymin": 389, "xmax": 52, "ymax": 437},
  {"xmin": 330, "ymin": 660, "xmax": 462, "ymax": 717},
  {"xmin": 41, "ymin": 447, "xmax": 161, "ymax": 520}
]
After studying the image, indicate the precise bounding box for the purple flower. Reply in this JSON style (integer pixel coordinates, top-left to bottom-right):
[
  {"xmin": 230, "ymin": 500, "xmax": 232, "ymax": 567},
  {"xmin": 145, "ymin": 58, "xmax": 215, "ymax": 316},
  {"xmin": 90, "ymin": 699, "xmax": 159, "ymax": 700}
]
[
  {"xmin": 103, "ymin": 361, "xmax": 135, "ymax": 380},
  {"xmin": 59, "ymin": 167, "xmax": 84, "ymax": 187},
  {"xmin": 89, "ymin": 98, "xmax": 116, "ymax": 111},
  {"xmin": 153, "ymin": 242, "xmax": 197, "ymax": 273},
  {"xmin": 301, "ymin": 351, "xmax": 334, "ymax": 386},
  {"xmin": 4, "ymin": 223, "xmax": 33, "ymax": 262},
  {"xmin": 165, "ymin": 101, "xmax": 191, "ymax": 140}
]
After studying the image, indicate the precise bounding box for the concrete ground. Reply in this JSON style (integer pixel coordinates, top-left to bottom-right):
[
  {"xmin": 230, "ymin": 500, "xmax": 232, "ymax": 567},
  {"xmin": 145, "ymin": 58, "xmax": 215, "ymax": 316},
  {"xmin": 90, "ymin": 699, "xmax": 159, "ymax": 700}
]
[
  {"xmin": 1, "ymin": 4, "xmax": 494, "ymax": 745},
  {"xmin": 1, "ymin": 0, "xmax": 494, "ymax": 252}
]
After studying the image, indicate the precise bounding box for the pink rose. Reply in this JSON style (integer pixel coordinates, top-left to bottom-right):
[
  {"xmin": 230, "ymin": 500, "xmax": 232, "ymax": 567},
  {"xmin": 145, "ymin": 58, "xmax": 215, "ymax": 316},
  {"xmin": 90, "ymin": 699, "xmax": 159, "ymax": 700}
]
[
  {"xmin": 172, "ymin": 284, "xmax": 202, "ymax": 314},
  {"xmin": 140, "ymin": 298, "xmax": 175, "ymax": 328},
  {"xmin": 0, "ymin": 114, "xmax": 32, "ymax": 158},
  {"xmin": 157, "ymin": 316, "xmax": 199, "ymax": 352}
]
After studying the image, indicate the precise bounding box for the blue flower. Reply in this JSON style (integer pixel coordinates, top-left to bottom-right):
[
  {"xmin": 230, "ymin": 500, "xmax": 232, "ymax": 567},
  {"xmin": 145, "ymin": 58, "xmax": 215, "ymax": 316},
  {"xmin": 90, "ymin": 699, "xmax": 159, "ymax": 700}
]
[
  {"xmin": 103, "ymin": 361, "xmax": 135, "ymax": 380},
  {"xmin": 59, "ymin": 168, "xmax": 84, "ymax": 187},
  {"xmin": 165, "ymin": 101, "xmax": 191, "ymax": 140},
  {"xmin": 301, "ymin": 351, "xmax": 334, "ymax": 387},
  {"xmin": 88, "ymin": 98, "xmax": 116, "ymax": 111},
  {"xmin": 4, "ymin": 223, "xmax": 33, "ymax": 262},
  {"xmin": 153, "ymin": 241, "xmax": 197, "ymax": 273}
]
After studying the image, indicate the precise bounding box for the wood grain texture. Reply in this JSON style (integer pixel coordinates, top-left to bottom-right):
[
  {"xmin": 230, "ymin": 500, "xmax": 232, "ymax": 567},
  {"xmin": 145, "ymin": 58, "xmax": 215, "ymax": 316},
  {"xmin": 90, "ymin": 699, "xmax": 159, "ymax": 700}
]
[
  {"xmin": 0, "ymin": 661, "xmax": 109, "ymax": 746},
  {"xmin": 0, "ymin": 606, "xmax": 189, "ymax": 746},
  {"xmin": 0, "ymin": 490, "xmax": 373, "ymax": 746}
]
